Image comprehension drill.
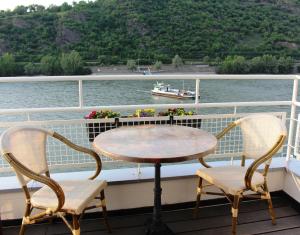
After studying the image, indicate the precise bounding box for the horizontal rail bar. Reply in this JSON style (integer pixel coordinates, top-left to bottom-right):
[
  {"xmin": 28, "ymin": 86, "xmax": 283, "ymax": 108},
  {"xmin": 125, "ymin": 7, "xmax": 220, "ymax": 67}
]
[
  {"xmin": 0, "ymin": 111, "xmax": 285, "ymax": 127},
  {"xmin": 0, "ymin": 101, "xmax": 291, "ymax": 115},
  {"xmin": 199, "ymin": 101, "xmax": 291, "ymax": 108},
  {"xmin": 0, "ymin": 74, "xmax": 297, "ymax": 83}
]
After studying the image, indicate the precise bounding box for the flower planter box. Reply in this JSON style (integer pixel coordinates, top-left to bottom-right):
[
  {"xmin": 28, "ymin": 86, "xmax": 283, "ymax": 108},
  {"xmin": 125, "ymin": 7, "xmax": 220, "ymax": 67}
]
[
  {"xmin": 172, "ymin": 115, "xmax": 202, "ymax": 128},
  {"xmin": 86, "ymin": 115, "xmax": 202, "ymax": 142},
  {"xmin": 118, "ymin": 116, "xmax": 170, "ymax": 127},
  {"xmin": 86, "ymin": 118, "xmax": 116, "ymax": 142}
]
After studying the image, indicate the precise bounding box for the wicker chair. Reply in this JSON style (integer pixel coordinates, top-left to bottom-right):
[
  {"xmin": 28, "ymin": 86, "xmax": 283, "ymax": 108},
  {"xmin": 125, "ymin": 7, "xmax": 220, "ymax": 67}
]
[
  {"xmin": 194, "ymin": 114, "xmax": 287, "ymax": 234},
  {"xmin": 0, "ymin": 126, "xmax": 111, "ymax": 235}
]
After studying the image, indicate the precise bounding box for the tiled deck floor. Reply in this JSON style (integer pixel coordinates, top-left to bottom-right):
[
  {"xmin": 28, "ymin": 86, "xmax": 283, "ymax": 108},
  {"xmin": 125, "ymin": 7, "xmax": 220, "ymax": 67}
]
[{"xmin": 3, "ymin": 193, "xmax": 300, "ymax": 235}]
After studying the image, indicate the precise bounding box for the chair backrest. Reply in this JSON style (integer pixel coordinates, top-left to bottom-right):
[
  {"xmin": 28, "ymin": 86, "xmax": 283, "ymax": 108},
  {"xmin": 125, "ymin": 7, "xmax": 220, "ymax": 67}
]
[
  {"xmin": 0, "ymin": 126, "xmax": 54, "ymax": 186},
  {"xmin": 235, "ymin": 114, "xmax": 287, "ymax": 160}
]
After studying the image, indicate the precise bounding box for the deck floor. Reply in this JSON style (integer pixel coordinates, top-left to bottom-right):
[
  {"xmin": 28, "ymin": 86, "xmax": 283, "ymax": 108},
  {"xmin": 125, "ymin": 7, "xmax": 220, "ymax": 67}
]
[{"xmin": 3, "ymin": 194, "xmax": 300, "ymax": 235}]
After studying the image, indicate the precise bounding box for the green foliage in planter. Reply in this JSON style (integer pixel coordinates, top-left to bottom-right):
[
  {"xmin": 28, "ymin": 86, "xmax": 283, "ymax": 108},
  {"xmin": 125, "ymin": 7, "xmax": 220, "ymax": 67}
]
[
  {"xmin": 158, "ymin": 108, "xmax": 195, "ymax": 116},
  {"xmin": 85, "ymin": 110, "xmax": 120, "ymax": 119},
  {"xmin": 85, "ymin": 108, "xmax": 197, "ymax": 120},
  {"xmin": 134, "ymin": 108, "xmax": 156, "ymax": 117}
]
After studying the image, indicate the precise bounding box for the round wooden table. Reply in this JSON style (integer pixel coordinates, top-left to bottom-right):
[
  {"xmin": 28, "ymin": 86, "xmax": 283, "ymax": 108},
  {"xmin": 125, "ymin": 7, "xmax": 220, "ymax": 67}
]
[{"xmin": 93, "ymin": 125, "xmax": 217, "ymax": 235}]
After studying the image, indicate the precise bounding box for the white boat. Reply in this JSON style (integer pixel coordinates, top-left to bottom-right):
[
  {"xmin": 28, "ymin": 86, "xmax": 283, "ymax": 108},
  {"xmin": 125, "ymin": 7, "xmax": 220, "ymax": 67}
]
[{"xmin": 151, "ymin": 82, "xmax": 196, "ymax": 99}]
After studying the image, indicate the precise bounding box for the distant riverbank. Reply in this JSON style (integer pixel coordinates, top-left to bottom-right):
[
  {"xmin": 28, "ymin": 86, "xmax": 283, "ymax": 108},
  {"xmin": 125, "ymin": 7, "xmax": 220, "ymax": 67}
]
[{"xmin": 90, "ymin": 64, "xmax": 216, "ymax": 75}]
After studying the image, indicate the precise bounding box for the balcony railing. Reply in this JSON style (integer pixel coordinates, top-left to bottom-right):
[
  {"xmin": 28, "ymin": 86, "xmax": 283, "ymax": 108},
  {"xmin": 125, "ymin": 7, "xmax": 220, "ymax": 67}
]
[{"xmin": 0, "ymin": 74, "xmax": 299, "ymax": 175}]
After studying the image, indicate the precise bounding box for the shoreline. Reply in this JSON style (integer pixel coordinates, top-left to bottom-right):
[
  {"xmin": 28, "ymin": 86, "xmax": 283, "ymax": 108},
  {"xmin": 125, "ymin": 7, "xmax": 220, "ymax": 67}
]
[{"xmin": 90, "ymin": 64, "xmax": 216, "ymax": 75}]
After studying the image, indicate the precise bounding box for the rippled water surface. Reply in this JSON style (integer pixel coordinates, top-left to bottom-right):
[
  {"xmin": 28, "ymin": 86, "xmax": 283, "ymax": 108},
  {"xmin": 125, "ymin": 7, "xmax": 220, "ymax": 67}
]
[{"xmin": 0, "ymin": 78, "xmax": 294, "ymax": 120}]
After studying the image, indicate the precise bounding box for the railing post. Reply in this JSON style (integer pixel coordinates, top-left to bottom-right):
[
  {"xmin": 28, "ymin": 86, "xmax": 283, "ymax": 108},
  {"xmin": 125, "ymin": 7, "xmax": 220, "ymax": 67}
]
[
  {"xmin": 78, "ymin": 80, "xmax": 83, "ymax": 108},
  {"xmin": 195, "ymin": 79, "xmax": 200, "ymax": 113},
  {"xmin": 195, "ymin": 79, "xmax": 200, "ymax": 104},
  {"xmin": 286, "ymin": 77, "xmax": 298, "ymax": 160},
  {"xmin": 294, "ymin": 114, "xmax": 300, "ymax": 160},
  {"xmin": 137, "ymin": 164, "xmax": 141, "ymax": 175},
  {"xmin": 233, "ymin": 106, "xmax": 237, "ymax": 115}
]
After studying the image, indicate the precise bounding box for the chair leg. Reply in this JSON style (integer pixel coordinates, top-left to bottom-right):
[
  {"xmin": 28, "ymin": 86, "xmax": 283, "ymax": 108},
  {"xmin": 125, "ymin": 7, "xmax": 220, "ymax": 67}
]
[
  {"xmin": 267, "ymin": 195, "xmax": 276, "ymax": 225},
  {"xmin": 19, "ymin": 203, "xmax": 31, "ymax": 235},
  {"xmin": 194, "ymin": 177, "xmax": 203, "ymax": 219},
  {"xmin": 264, "ymin": 184, "xmax": 276, "ymax": 225},
  {"xmin": 231, "ymin": 194, "xmax": 240, "ymax": 235},
  {"xmin": 19, "ymin": 222, "xmax": 26, "ymax": 235},
  {"xmin": 72, "ymin": 215, "xmax": 80, "ymax": 235},
  {"xmin": 100, "ymin": 190, "xmax": 112, "ymax": 233}
]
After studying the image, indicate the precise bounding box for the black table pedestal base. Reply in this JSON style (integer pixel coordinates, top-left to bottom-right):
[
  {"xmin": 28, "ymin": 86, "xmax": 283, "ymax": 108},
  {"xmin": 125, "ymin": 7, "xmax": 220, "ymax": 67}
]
[
  {"xmin": 145, "ymin": 163, "xmax": 175, "ymax": 235},
  {"xmin": 146, "ymin": 219, "xmax": 175, "ymax": 235}
]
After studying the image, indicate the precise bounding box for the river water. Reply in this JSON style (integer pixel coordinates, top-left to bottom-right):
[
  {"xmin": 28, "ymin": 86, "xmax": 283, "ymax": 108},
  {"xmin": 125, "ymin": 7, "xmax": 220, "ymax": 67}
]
[{"xmin": 0, "ymin": 78, "xmax": 294, "ymax": 120}]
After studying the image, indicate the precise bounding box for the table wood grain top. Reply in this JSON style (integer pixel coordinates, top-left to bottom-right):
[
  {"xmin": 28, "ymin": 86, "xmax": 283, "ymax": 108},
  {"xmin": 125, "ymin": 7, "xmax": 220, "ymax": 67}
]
[{"xmin": 93, "ymin": 125, "xmax": 217, "ymax": 163}]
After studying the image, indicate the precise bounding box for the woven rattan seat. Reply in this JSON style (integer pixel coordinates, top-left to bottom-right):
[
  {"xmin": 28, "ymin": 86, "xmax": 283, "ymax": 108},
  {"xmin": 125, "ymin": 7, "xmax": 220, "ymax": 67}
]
[
  {"xmin": 0, "ymin": 127, "xmax": 111, "ymax": 235},
  {"xmin": 194, "ymin": 114, "xmax": 287, "ymax": 235}
]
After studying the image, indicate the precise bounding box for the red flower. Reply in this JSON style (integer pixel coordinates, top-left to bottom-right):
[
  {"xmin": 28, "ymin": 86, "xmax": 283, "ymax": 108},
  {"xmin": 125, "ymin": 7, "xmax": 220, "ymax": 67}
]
[{"xmin": 85, "ymin": 111, "xmax": 97, "ymax": 119}]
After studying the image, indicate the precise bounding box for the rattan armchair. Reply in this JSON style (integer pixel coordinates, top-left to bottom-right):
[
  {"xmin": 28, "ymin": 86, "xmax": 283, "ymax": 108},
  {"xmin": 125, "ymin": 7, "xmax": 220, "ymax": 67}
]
[
  {"xmin": 0, "ymin": 126, "xmax": 111, "ymax": 235},
  {"xmin": 194, "ymin": 114, "xmax": 287, "ymax": 234}
]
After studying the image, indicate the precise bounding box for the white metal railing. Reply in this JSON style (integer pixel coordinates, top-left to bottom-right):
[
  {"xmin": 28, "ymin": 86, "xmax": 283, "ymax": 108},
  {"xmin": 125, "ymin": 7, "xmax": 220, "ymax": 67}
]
[
  {"xmin": 0, "ymin": 74, "xmax": 297, "ymax": 82},
  {"xmin": 0, "ymin": 74, "xmax": 296, "ymax": 116},
  {"xmin": 287, "ymin": 78, "xmax": 299, "ymax": 159},
  {"xmin": 0, "ymin": 112, "xmax": 287, "ymax": 173},
  {"xmin": 0, "ymin": 74, "xmax": 299, "ymax": 174}
]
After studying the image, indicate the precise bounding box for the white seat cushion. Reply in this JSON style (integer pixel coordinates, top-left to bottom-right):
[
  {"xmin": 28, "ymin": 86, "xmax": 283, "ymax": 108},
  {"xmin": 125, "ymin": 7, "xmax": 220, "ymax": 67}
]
[
  {"xmin": 196, "ymin": 166, "xmax": 264, "ymax": 195},
  {"xmin": 31, "ymin": 180, "xmax": 107, "ymax": 214}
]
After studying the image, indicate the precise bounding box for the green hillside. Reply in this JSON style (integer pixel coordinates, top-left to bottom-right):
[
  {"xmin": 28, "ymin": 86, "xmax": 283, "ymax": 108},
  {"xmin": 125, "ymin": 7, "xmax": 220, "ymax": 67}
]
[{"xmin": 1, "ymin": 0, "xmax": 300, "ymax": 63}]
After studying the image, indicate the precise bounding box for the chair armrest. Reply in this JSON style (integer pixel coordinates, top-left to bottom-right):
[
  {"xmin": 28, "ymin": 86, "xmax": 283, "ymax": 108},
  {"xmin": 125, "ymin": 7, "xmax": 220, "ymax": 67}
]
[
  {"xmin": 52, "ymin": 132, "xmax": 102, "ymax": 180},
  {"xmin": 2, "ymin": 152, "xmax": 65, "ymax": 213},
  {"xmin": 216, "ymin": 122, "xmax": 237, "ymax": 140},
  {"xmin": 244, "ymin": 134, "xmax": 286, "ymax": 190},
  {"xmin": 198, "ymin": 122, "xmax": 237, "ymax": 168}
]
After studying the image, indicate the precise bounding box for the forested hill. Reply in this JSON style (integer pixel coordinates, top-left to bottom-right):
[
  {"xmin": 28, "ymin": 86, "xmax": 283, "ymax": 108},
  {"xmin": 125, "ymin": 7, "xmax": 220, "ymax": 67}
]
[{"xmin": 1, "ymin": 0, "xmax": 300, "ymax": 63}]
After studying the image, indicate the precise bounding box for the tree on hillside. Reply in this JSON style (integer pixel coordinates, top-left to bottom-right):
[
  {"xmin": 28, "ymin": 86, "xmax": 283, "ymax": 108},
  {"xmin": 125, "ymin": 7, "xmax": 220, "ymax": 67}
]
[
  {"xmin": 172, "ymin": 55, "xmax": 183, "ymax": 68},
  {"xmin": 60, "ymin": 2, "xmax": 72, "ymax": 11},
  {"xmin": 277, "ymin": 56, "xmax": 293, "ymax": 74},
  {"xmin": 217, "ymin": 56, "xmax": 249, "ymax": 74},
  {"xmin": 60, "ymin": 51, "xmax": 84, "ymax": 75},
  {"xmin": 13, "ymin": 6, "xmax": 28, "ymax": 15},
  {"xmin": 259, "ymin": 55, "xmax": 278, "ymax": 74},
  {"xmin": 28, "ymin": 4, "xmax": 45, "ymax": 12},
  {"xmin": 0, "ymin": 53, "xmax": 17, "ymax": 76},
  {"xmin": 24, "ymin": 62, "xmax": 40, "ymax": 76},
  {"xmin": 127, "ymin": 59, "xmax": 137, "ymax": 71},
  {"xmin": 153, "ymin": 61, "xmax": 162, "ymax": 70},
  {"xmin": 218, "ymin": 55, "xmax": 294, "ymax": 74},
  {"xmin": 40, "ymin": 55, "xmax": 61, "ymax": 75},
  {"xmin": 203, "ymin": 56, "xmax": 210, "ymax": 64},
  {"xmin": 2, "ymin": 1, "xmax": 300, "ymax": 63}
]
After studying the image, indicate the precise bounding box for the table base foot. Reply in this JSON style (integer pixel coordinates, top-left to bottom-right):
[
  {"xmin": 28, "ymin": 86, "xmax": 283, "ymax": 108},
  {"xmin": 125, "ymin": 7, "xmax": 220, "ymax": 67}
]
[{"xmin": 145, "ymin": 219, "xmax": 175, "ymax": 235}]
